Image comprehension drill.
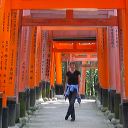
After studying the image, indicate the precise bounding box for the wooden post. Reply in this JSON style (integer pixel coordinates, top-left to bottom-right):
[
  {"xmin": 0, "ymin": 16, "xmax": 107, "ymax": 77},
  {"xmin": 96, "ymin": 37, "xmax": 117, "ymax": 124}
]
[
  {"xmin": 97, "ymin": 28, "xmax": 109, "ymax": 107},
  {"xmin": 122, "ymin": 5, "xmax": 128, "ymax": 100},
  {"xmin": 55, "ymin": 52, "xmax": 63, "ymax": 94},
  {"xmin": 50, "ymin": 44, "xmax": 55, "ymax": 88},
  {"xmin": 0, "ymin": 0, "xmax": 11, "ymax": 107},
  {"xmin": 80, "ymin": 61, "xmax": 86, "ymax": 98},
  {"xmin": 108, "ymin": 27, "xmax": 116, "ymax": 90},
  {"xmin": 117, "ymin": 9, "xmax": 125, "ymax": 99},
  {"xmin": 55, "ymin": 52, "xmax": 62, "ymax": 85},
  {"xmin": 35, "ymin": 27, "xmax": 42, "ymax": 86},
  {"xmin": 35, "ymin": 26, "xmax": 42, "ymax": 99},
  {"xmin": 28, "ymin": 26, "xmax": 37, "ymax": 89},
  {"xmin": 18, "ymin": 26, "xmax": 31, "ymax": 117},
  {"xmin": 97, "ymin": 28, "xmax": 109, "ymax": 89},
  {"xmin": 28, "ymin": 26, "xmax": 37, "ymax": 106}
]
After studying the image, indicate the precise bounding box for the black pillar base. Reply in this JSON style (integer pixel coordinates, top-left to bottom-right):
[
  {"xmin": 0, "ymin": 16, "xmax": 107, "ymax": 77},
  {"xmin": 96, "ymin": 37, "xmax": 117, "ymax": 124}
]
[
  {"xmin": 39, "ymin": 83, "xmax": 43, "ymax": 99},
  {"xmin": 0, "ymin": 98, "xmax": 2, "ymax": 128},
  {"xmin": 19, "ymin": 92, "xmax": 26, "ymax": 117},
  {"xmin": 108, "ymin": 90, "xmax": 116, "ymax": 113},
  {"xmin": 119, "ymin": 103, "xmax": 123, "ymax": 124},
  {"xmin": 50, "ymin": 87, "xmax": 55, "ymax": 98},
  {"xmin": 114, "ymin": 93, "xmax": 121, "ymax": 119},
  {"xmin": 55, "ymin": 84, "xmax": 64, "ymax": 95},
  {"xmin": 42, "ymin": 81, "xmax": 46, "ymax": 98},
  {"xmin": 2, "ymin": 107, "xmax": 8, "ymax": 128},
  {"xmin": 25, "ymin": 89, "xmax": 30, "ymax": 110},
  {"xmin": 30, "ymin": 88, "xmax": 36, "ymax": 107},
  {"xmin": 36, "ymin": 86, "xmax": 39, "ymax": 100},
  {"xmin": 36, "ymin": 86, "xmax": 42, "ymax": 100},
  {"xmin": 102, "ymin": 89, "xmax": 108, "ymax": 108},
  {"xmin": 50, "ymin": 89, "xmax": 52, "ymax": 99},
  {"xmin": 7, "ymin": 98, "xmax": 16, "ymax": 126},
  {"xmin": 15, "ymin": 103, "xmax": 20, "ymax": 123},
  {"xmin": 52, "ymin": 88, "xmax": 55, "ymax": 97},
  {"xmin": 46, "ymin": 82, "xmax": 50, "ymax": 98},
  {"xmin": 122, "ymin": 101, "xmax": 128, "ymax": 128},
  {"xmin": 80, "ymin": 94, "xmax": 85, "ymax": 99},
  {"xmin": 98, "ymin": 86, "xmax": 102, "ymax": 104}
]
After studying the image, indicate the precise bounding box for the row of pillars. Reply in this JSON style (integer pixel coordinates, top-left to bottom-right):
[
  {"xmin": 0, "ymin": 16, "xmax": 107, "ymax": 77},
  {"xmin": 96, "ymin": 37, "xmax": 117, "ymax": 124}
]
[
  {"xmin": 96, "ymin": 9, "xmax": 128, "ymax": 128},
  {"xmin": 0, "ymin": 81, "xmax": 52, "ymax": 128},
  {"xmin": 96, "ymin": 86, "xmax": 127, "ymax": 127},
  {"xmin": 0, "ymin": 2, "xmax": 65, "ymax": 128}
]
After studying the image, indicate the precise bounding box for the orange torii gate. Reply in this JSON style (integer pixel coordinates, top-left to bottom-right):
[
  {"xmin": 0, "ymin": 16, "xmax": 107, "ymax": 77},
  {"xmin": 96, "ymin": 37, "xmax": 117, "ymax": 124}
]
[
  {"xmin": 62, "ymin": 54, "xmax": 97, "ymax": 62},
  {"xmin": 52, "ymin": 40, "xmax": 97, "ymax": 94},
  {"xmin": 53, "ymin": 42, "xmax": 97, "ymax": 53},
  {"xmin": 61, "ymin": 53, "xmax": 97, "ymax": 97}
]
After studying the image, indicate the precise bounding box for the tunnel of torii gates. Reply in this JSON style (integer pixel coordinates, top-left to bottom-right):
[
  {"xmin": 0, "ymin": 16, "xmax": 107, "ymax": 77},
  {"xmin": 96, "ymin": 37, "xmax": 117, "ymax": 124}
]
[{"xmin": 1, "ymin": 0, "xmax": 128, "ymax": 128}]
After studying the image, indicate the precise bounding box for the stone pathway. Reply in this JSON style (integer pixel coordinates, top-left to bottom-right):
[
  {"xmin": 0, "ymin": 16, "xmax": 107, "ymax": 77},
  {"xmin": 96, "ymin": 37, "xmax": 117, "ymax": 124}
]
[{"xmin": 24, "ymin": 99, "xmax": 114, "ymax": 128}]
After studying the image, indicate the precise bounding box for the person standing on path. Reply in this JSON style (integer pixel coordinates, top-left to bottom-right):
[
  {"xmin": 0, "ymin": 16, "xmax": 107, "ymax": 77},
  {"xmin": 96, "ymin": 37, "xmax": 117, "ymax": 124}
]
[{"xmin": 64, "ymin": 62, "xmax": 81, "ymax": 121}]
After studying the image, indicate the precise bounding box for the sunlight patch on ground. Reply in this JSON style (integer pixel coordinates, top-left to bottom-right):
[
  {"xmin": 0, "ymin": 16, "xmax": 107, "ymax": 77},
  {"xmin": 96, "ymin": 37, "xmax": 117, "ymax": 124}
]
[
  {"xmin": 81, "ymin": 99, "xmax": 95, "ymax": 103},
  {"xmin": 43, "ymin": 106, "xmax": 57, "ymax": 109},
  {"xmin": 41, "ymin": 98, "xmax": 95, "ymax": 105}
]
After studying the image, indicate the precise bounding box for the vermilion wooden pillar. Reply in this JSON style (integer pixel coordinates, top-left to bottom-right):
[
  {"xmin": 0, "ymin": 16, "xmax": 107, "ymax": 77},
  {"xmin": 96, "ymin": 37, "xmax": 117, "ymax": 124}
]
[
  {"xmin": 122, "ymin": 7, "xmax": 128, "ymax": 100},
  {"xmin": 118, "ymin": 2, "xmax": 128, "ymax": 127},
  {"xmin": 55, "ymin": 52, "xmax": 63, "ymax": 95},
  {"xmin": 35, "ymin": 26, "xmax": 42, "ymax": 99},
  {"xmin": 0, "ymin": 0, "xmax": 11, "ymax": 107},
  {"xmin": 0, "ymin": 1, "xmax": 11, "ymax": 127},
  {"xmin": 108, "ymin": 25, "xmax": 121, "ymax": 93},
  {"xmin": 50, "ymin": 45, "xmax": 55, "ymax": 88},
  {"xmin": 103, "ymin": 28, "xmax": 110, "ymax": 90},
  {"xmin": 45, "ymin": 35, "xmax": 51, "ymax": 98},
  {"xmin": 18, "ymin": 27, "xmax": 30, "ymax": 92},
  {"xmin": 18, "ymin": 26, "xmax": 31, "ymax": 117},
  {"xmin": 28, "ymin": 27, "xmax": 36, "ymax": 91},
  {"xmin": 108, "ymin": 26, "xmax": 121, "ymax": 115},
  {"xmin": 97, "ymin": 28, "xmax": 109, "ymax": 107},
  {"xmin": 113, "ymin": 27, "xmax": 121, "ymax": 94},
  {"xmin": 0, "ymin": 1, "xmax": 21, "ymax": 127},
  {"xmin": 41, "ymin": 31, "xmax": 47, "ymax": 81},
  {"xmin": 41, "ymin": 31, "xmax": 48, "ymax": 98},
  {"xmin": 40, "ymin": 31, "xmax": 51, "ymax": 98},
  {"xmin": 97, "ymin": 28, "xmax": 110, "ymax": 89},
  {"xmin": 55, "ymin": 52, "xmax": 62, "ymax": 85},
  {"xmin": 50, "ymin": 52, "xmax": 55, "ymax": 87},
  {"xmin": 108, "ymin": 27, "xmax": 116, "ymax": 91},
  {"xmin": 49, "ymin": 42, "xmax": 55, "ymax": 98},
  {"xmin": 35, "ymin": 27, "xmax": 41, "ymax": 86},
  {"xmin": 28, "ymin": 26, "xmax": 37, "ymax": 106},
  {"xmin": 80, "ymin": 62, "xmax": 86, "ymax": 98},
  {"xmin": 117, "ymin": 10, "xmax": 125, "ymax": 99},
  {"xmin": 113, "ymin": 26, "xmax": 121, "ymax": 119}
]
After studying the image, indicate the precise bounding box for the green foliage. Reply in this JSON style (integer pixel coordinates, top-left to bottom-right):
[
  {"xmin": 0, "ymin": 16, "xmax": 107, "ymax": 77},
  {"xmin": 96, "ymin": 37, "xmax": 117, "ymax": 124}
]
[{"xmin": 86, "ymin": 68, "xmax": 98, "ymax": 97}]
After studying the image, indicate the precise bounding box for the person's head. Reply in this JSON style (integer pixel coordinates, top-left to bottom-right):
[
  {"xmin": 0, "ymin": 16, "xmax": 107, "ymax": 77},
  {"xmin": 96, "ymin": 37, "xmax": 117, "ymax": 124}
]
[{"xmin": 69, "ymin": 62, "xmax": 76, "ymax": 71}]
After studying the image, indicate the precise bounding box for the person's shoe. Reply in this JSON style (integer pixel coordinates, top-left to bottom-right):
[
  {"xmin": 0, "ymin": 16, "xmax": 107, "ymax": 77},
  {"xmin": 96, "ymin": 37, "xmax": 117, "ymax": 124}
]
[
  {"xmin": 65, "ymin": 115, "xmax": 68, "ymax": 120},
  {"xmin": 71, "ymin": 118, "xmax": 75, "ymax": 121}
]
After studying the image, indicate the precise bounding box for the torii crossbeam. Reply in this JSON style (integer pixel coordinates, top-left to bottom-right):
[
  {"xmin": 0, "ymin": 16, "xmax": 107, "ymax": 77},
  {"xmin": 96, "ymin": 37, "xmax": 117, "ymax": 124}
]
[{"xmin": 11, "ymin": 0, "xmax": 124, "ymax": 9}]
